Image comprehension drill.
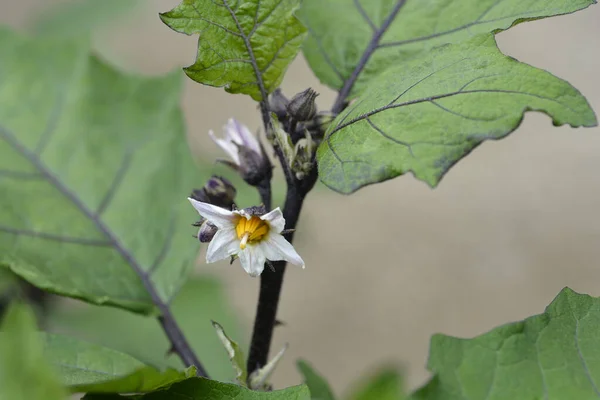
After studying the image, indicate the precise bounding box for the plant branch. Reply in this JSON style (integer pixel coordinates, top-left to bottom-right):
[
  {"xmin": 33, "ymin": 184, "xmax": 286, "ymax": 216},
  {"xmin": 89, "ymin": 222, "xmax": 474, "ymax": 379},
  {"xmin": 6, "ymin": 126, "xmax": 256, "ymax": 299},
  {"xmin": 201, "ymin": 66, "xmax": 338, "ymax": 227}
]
[
  {"xmin": 257, "ymin": 178, "xmax": 272, "ymax": 210},
  {"xmin": 331, "ymin": 0, "xmax": 407, "ymax": 114},
  {"xmin": 246, "ymin": 168, "xmax": 318, "ymax": 375}
]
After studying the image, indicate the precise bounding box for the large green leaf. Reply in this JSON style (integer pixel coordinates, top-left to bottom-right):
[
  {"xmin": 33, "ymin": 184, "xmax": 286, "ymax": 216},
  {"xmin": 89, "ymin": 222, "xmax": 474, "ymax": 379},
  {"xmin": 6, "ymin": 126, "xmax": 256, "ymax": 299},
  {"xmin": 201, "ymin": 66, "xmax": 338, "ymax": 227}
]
[
  {"xmin": 160, "ymin": 0, "xmax": 307, "ymax": 101},
  {"xmin": 0, "ymin": 304, "xmax": 66, "ymax": 400},
  {"xmin": 0, "ymin": 28, "xmax": 199, "ymax": 314},
  {"xmin": 42, "ymin": 333, "xmax": 193, "ymax": 393},
  {"xmin": 47, "ymin": 277, "xmax": 243, "ymax": 382},
  {"xmin": 317, "ymin": 34, "xmax": 596, "ymax": 193},
  {"xmin": 299, "ymin": 0, "xmax": 595, "ymax": 96},
  {"xmin": 297, "ymin": 360, "xmax": 336, "ymax": 400},
  {"xmin": 83, "ymin": 378, "xmax": 310, "ymax": 399},
  {"xmin": 411, "ymin": 287, "xmax": 600, "ymax": 400}
]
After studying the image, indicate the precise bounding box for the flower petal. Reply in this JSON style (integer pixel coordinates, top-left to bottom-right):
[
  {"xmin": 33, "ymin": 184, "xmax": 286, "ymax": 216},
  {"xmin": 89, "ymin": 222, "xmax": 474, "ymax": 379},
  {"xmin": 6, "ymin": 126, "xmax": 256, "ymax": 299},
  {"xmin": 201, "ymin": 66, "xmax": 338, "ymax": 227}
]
[
  {"xmin": 209, "ymin": 129, "xmax": 240, "ymax": 165},
  {"xmin": 260, "ymin": 233, "xmax": 305, "ymax": 268},
  {"xmin": 188, "ymin": 198, "xmax": 236, "ymax": 229},
  {"xmin": 230, "ymin": 118, "xmax": 261, "ymax": 155},
  {"xmin": 206, "ymin": 227, "xmax": 239, "ymax": 263},
  {"xmin": 238, "ymin": 245, "xmax": 266, "ymax": 277},
  {"xmin": 260, "ymin": 207, "xmax": 285, "ymax": 233}
]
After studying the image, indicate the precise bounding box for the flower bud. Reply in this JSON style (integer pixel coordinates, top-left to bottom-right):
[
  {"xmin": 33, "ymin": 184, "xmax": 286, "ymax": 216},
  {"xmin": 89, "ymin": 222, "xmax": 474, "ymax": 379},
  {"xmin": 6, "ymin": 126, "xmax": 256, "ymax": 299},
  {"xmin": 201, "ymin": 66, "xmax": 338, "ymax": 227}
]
[
  {"xmin": 269, "ymin": 89, "xmax": 289, "ymax": 120},
  {"xmin": 191, "ymin": 175, "xmax": 236, "ymax": 209},
  {"xmin": 210, "ymin": 119, "xmax": 272, "ymax": 187},
  {"xmin": 286, "ymin": 88, "xmax": 318, "ymax": 122},
  {"xmin": 198, "ymin": 220, "xmax": 218, "ymax": 243}
]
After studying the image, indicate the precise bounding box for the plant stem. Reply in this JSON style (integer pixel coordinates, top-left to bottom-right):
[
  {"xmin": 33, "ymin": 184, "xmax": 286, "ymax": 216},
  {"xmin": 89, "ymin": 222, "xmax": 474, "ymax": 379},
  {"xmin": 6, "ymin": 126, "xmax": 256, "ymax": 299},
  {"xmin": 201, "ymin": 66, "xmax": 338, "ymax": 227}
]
[
  {"xmin": 331, "ymin": 0, "xmax": 407, "ymax": 114},
  {"xmin": 247, "ymin": 169, "xmax": 317, "ymax": 375},
  {"xmin": 257, "ymin": 179, "xmax": 272, "ymax": 210}
]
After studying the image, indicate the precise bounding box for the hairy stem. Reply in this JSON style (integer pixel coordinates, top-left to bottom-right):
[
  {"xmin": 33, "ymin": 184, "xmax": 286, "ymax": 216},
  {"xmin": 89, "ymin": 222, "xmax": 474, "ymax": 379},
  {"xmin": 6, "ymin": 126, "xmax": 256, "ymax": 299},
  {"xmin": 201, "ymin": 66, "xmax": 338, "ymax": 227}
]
[{"xmin": 331, "ymin": 0, "xmax": 407, "ymax": 114}]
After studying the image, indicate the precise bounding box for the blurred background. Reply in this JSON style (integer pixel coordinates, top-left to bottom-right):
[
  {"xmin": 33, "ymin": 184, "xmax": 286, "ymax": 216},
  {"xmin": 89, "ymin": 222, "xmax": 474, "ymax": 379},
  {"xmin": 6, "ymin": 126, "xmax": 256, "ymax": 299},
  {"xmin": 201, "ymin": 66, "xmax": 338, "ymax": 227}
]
[{"xmin": 1, "ymin": 0, "xmax": 599, "ymax": 395}]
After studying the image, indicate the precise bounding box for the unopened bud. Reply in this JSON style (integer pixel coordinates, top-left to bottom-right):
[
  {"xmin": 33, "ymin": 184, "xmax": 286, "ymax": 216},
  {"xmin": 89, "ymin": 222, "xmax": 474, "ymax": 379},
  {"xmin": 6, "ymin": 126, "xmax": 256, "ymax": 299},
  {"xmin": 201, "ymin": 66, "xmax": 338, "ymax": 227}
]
[
  {"xmin": 269, "ymin": 89, "xmax": 289, "ymax": 120},
  {"xmin": 198, "ymin": 221, "xmax": 218, "ymax": 243},
  {"xmin": 286, "ymin": 88, "xmax": 318, "ymax": 122},
  {"xmin": 191, "ymin": 175, "xmax": 236, "ymax": 209}
]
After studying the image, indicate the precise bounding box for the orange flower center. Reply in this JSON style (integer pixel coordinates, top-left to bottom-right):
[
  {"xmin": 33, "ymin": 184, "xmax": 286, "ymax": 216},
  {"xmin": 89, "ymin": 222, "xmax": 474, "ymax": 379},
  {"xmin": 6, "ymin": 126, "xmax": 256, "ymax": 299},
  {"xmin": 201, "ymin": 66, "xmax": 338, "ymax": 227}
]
[{"xmin": 235, "ymin": 216, "xmax": 269, "ymax": 249}]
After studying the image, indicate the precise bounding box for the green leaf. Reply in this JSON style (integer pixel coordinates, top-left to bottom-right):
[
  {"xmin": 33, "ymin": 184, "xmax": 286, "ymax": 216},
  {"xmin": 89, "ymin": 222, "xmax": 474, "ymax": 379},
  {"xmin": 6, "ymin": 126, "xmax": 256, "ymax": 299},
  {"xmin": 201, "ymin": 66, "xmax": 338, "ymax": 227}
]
[
  {"xmin": 212, "ymin": 320, "xmax": 247, "ymax": 385},
  {"xmin": 345, "ymin": 369, "xmax": 404, "ymax": 400},
  {"xmin": 297, "ymin": 360, "xmax": 336, "ymax": 400},
  {"xmin": 317, "ymin": 34, "xmax": 597, "ymax": 193},
  {"xmin": 84, "ymin": 378, "xmax": 310, "ymax": 400},
  {"xmin": 299, "ymin": 0, "xmax": 596, "ymax": 96},
  {"xmin": 0, "ymin": 304, "xmax": 66, "ymax": 400},
  {"xmin": 31, "ymin": 0, "xmax": 142, "ymax": 38},
  {"xmin": 41, "ymin": 332, "xmax": 193, "ymax": 393},
  {"xmin": 160, "ymin": 0, "xmax": 307, "ymax": 101},
  {"xmin": 0, "ymin": 28, "xmax": 199, "ymax": 314},
  {"xmin": 47, "ymin": 277, "xmax": 242, "ymax": 382},
  {"xmin": 411, "ymin": 287, "xmax": 600, "ymax": 400}
]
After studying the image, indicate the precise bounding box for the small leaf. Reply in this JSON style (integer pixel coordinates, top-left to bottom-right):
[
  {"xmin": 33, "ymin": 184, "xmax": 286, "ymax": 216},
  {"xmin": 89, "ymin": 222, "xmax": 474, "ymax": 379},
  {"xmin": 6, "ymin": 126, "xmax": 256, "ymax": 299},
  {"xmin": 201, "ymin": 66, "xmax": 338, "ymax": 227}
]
[
  {"xmin": 345, "ymin": 369, "xmax": 404, "ymax": 400},
  {"xmin": 317, "ymin": 34, "xmax": 597, "ymax": 193},
  {"xmin": 299, "ymin": 0, "xmax": 596, "ymax": 96},
  {"xmin": 297, "ymin": 360, "xmax": 336, "ymax": 400},
  {"xmin": 41, "ymin": 333, "xmax": 193, "ymax": 393},
  {"xmin": 0, "ymin": 28, "xmax": 200, "ymax": 314},
  {"xmin": 0, "ymin": 304, "xmax": 66, "ymax": 400},
  {"xmin": 47, "ymin": 277, "xmax": 243, "ymax": 382},
  {"xmin": 211, "ymin": 320, "xmax": 247, "ymax": 385},
  {"xmin": 411, "ymin": 287, "xmax": 600, "ymax": 400},
  {"xmin": 249, "ymin": 343, "xmax": 288, "ymax": 391},
  {"xmin": 160, "ymin": 0, "xmax": 307, "ymax": 101},
  {"xmin": 83, "ymin": 378, "xmax": 311, "ymax": 400}
]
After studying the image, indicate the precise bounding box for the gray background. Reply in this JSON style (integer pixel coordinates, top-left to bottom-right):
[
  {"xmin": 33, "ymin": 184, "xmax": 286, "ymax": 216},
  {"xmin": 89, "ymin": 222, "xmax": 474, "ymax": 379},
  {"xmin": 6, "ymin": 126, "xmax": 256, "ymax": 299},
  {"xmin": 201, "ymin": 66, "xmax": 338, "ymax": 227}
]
[{"xmin": 3, "ymin": 0, "xmax": 600, "ymax": 394}]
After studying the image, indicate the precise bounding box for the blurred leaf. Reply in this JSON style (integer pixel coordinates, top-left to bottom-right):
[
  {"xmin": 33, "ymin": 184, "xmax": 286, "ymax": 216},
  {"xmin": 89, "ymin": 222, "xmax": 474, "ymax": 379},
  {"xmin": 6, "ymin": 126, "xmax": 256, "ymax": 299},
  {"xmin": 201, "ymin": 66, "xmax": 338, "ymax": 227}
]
[
  {"xmin": 0, "ymin": 28, "xmax": 200, "ymax": 314},
  {"xmin": 297, "ymin": 360, "xmax": 336, "ymax": 400},
  {"xmin": 47, "ymin": 276, "xmax": 242, "ymax": 382},
  {"xmin": 411, "ymin": 287, "xmax": 600, "ymax": 400},
  {"xmin": 42, "ymin": 333, "xmax": 193, "ymax": 393},
  {"xmin": 32, "ymin": 0, "xmax": 141, "ymax": 38},
  {"xmin": 317, "ymin": 34, "xmax": 596, "ymax": 193},
  {"xmin": 160, "ymin": 0, "xmax": 307, "ymax": 101},
  {"xmin": 83, "ymin": 378, "xmax": 311, "ymax": 399},
  {"xmin": 299, "ymin": 0, "xmax": 596, "ymax": 96},
  {"xmin": 345, "ymin": 369, "xmax": 404, "ymax": 400},
  {"xmin": 0, "ymin": 304, "xmax": 66, "ymax": 400},
  {"xmin": 212, "ymin": 320, "xmax": 247, "ymax": 385}
]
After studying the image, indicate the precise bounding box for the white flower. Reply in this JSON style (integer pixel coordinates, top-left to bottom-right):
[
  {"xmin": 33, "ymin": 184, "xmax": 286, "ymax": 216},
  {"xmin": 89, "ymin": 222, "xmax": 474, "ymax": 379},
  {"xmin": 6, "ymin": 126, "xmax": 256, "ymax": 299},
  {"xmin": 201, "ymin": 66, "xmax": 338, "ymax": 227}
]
[
  {"xmin": 188, "ymin": 198, "xmax": 305, "ymax": 277},
  {"xmin": 209, "ymin": 118, "xmax": 262, "ymax": 166}
]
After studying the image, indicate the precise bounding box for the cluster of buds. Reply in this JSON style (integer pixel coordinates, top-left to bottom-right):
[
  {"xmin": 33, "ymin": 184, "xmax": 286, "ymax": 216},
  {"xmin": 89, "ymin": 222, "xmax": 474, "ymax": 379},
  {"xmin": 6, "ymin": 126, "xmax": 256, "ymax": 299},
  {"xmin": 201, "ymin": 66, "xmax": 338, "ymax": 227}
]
[{"xmin": 268, "ymin": 88, "xmax": 326, "ymax": 180}]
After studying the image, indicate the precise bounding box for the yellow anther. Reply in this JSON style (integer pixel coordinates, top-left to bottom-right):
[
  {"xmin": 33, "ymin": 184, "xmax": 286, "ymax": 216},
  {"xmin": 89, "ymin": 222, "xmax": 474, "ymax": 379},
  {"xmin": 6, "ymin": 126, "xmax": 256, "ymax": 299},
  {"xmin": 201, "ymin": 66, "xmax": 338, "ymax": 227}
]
[{"xmin": 235, "ymin": 215, "xmax": 269, "ymax": 249}]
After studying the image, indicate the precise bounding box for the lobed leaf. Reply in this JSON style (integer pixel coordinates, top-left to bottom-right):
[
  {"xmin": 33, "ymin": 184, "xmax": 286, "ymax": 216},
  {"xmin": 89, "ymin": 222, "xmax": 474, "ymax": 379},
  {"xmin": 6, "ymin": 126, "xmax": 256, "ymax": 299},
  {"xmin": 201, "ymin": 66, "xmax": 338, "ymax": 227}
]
[
  {"xmin": 0, "ymin": 28, "xmax": 199, "ymax": 314},
  {"xmin": 160, "ymin": 0, "xmax": 307, "ymax": 101},
  {"xmin": 299, "ymin": 0, "xmax": 596, "ymax": 96},
  {"xmin": 317, "ymin": 35, "xmax": 596, "ymax": 193},
  {"xmin": 412, "ymin": 287, "xmax": 600, "ymax": 400}
]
